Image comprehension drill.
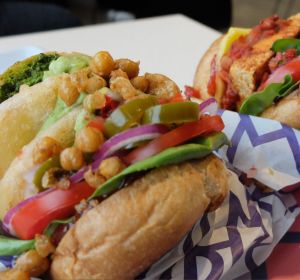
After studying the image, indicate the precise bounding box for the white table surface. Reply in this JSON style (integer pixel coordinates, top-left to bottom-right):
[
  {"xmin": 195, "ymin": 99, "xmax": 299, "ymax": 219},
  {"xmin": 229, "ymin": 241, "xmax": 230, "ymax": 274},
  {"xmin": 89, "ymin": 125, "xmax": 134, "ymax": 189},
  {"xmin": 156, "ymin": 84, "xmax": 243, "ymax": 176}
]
[{"xmin": 0, "ymin": 14, "xmax": 220, "ymax": 89}]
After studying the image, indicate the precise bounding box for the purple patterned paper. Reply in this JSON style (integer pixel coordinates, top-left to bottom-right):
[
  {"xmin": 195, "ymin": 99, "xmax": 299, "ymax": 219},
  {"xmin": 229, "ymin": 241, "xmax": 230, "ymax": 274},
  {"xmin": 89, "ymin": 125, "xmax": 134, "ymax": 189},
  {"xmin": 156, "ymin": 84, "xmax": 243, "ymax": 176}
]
[
  {"xmin": 1, "ymin": 110, "xmax": 300, "ymax": 280},
  {"xmin": 218, "ymin": 111, "xmax": 300, "ymax": 191}
]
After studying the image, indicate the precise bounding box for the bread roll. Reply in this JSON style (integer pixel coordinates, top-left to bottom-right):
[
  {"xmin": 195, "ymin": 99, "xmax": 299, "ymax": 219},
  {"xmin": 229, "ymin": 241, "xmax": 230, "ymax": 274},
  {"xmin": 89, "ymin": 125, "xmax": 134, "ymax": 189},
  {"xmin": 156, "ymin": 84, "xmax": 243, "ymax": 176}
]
[
  {"xmin": 193, "ymin": 36, "xmax": 223, "ymax": 101},
  {"xmin": 51, "ymin": 155, "xmax": 229, "ymax": 280},
  {"xmin": 194, "ymin": 36, "xmax": 300, "ymax": 129},
  {"xmin": 261, "ymin": 89, "xmax": 300, "ymax": 129},
  {"xmin": 0, "ymin": 77, "xmax": 60, "ymax": 179},
  {"xmin": 0, "ymin": 107, "xmax": 81, "ymax": 219}
]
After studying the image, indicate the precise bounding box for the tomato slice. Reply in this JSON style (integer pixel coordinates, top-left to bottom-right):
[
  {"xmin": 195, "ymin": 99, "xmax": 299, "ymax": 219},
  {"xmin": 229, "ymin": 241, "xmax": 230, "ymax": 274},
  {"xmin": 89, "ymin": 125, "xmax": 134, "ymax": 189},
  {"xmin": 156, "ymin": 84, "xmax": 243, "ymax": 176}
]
[
  {"xmin": 207, "ymin": 54, "xmax": 217, "ymax": 95},
  {"xmin": 261, "ymin": 56, "xmax": 300, "ymax": 89},
  {"xmin": 87, "ymin": 116, "xmax": 105, "ymax": 132},
  {"xmin": 184, "ymin": 86, "xmax": 201, "ymax": 99},
  {"xmin": 12, "ymin": 181, "xmax": 94, "ymax": 240},
  {"xmin": 102, "ymin": 96, "xmax": 119, "ymax": 118},
  {"xmin": 124, "ymin": 115, "xmax": 224, "ymax": 164}
]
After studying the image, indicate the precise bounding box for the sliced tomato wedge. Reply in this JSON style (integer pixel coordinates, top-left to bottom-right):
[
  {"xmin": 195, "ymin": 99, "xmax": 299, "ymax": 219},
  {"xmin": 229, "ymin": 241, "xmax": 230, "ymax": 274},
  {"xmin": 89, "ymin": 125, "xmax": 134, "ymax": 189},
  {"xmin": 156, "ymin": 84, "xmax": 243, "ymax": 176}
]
[
  {"xmin": 87, "ymin": 116, "xmax": 105, "ymax": 132},
  {"xmin": 124, "ymin": 115, "xmax": 224, "ymax": 164},
  {"xmin": 12, "ymin": 181, "xmax": 94, "ymax": 240},
  {"xmin": 184, "ymin": 86, "xmax": 201, "ymax": 99},
  {"xmin": 158, "ymin": 93, "xmax": 185, "ymax": 104},
  {"xmin": 101, "ymin": 96, "xmax": 119, "ymax": 118},
  {"xmin": 261, "ymin": 56, "xmax": 300, "ymax": 90}
]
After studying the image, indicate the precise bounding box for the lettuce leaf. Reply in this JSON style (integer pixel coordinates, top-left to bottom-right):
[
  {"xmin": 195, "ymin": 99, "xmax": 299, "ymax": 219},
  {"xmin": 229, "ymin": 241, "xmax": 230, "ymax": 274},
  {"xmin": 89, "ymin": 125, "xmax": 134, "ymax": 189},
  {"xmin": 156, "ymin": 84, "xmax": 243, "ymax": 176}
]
[
  {"xmin": 272, "ymin": 38, "xmax": 300, "ymax": 54},
  {"xmin": 239, "ymin": 75, "xmax": 298, "ymax": 116},
  {"xmin": 0, "ymin": 236, "xmax": 34, "ymax": 256}
]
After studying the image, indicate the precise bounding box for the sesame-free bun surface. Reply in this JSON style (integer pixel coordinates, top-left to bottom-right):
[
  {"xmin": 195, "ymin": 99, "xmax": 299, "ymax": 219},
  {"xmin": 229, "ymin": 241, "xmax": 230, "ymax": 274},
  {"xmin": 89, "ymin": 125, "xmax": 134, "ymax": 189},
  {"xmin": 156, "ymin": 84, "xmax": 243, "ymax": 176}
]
[
  {"xmin": 0, "ymin": 77, "xmax": 60, "ymax": 179},
  {"xmin": 261, "ymin": 89, "xmax": 300, "ymax": 129},
  {"xmin": 51, "ymin": 155, "xmax": 229, "ymax": 280},
  {"xmin": 193, "ymin": 36, "xmax": 223, "ymax": 102},
  {"xmin": 0, "ymin": 107, "xmax": 81, "ymax": 219}
]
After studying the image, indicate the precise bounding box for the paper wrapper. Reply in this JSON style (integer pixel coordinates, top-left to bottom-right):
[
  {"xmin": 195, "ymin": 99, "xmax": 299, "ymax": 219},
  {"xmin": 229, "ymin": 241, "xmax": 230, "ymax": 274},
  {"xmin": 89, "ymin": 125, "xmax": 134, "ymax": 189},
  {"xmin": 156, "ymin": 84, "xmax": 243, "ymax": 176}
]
[{"xmin": 1, "ymin": 111, "xmax": 300, "ymax": 279}]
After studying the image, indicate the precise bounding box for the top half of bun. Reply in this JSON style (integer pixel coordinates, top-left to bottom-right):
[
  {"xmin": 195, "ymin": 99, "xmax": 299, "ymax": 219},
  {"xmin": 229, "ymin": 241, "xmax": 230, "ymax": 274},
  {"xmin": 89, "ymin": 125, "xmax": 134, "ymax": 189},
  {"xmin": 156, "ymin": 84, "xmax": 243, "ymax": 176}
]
[
  {"xmin": 0, "ymin": 106, "xmax": 81, "ymax": 219},
  {"xmin": 0, "ymin": 77, "xmax": 61, "ymax": 180},
  {"xmin": 193, "ymin": 36, "xmax": 223, "ymax": 102},
  {"xmin": 51, "ymin": 154, "xmax": 229, "ymax": 280}
]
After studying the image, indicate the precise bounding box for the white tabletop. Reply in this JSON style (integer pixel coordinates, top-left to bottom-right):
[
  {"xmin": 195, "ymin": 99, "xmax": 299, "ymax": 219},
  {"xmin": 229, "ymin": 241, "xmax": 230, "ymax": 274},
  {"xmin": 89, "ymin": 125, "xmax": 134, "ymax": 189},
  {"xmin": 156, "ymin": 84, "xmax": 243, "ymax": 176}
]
[{"xmin": 0, "ymin": 14, "xmax": 220, "ymax": 89}]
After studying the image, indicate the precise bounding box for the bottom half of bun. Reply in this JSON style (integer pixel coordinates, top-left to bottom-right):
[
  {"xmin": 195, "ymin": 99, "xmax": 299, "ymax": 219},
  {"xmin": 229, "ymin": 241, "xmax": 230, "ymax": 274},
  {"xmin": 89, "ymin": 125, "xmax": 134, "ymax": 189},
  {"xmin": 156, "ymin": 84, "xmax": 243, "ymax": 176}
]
[
  {"xmin": 261, "ymin": 89, "xmax": 300, "ymax": 130},
  {"xmin": 51, "ymin": 154, "xmax": 229, "ymax": 280}
]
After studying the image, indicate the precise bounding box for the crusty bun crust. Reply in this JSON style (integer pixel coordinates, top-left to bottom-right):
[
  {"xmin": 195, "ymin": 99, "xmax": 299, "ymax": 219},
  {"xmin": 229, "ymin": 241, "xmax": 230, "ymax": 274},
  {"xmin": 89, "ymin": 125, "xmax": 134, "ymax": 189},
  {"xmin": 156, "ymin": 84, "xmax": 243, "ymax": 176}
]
[
  {"xmin": 261, "ymin": 89, "xmax": 300, "ymax": 129},
  {"xmin": 0, "ymin": 107, "xmax": 81, "ymax": 219},
  {"xmin": 0, "ymin": 77, "xmax": 60, "ymax": 179},
  {"xmin": 193, "ymin": 36, "xmax": 223, "ymax": 101},
  {"xmin": 51, "ymin": 155, "xmax": 229, "ymax": 280}
]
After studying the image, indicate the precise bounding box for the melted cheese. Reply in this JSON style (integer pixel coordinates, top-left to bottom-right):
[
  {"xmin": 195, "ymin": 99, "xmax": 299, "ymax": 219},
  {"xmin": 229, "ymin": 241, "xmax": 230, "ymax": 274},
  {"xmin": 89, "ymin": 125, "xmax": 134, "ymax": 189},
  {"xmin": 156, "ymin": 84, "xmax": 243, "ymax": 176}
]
[{"xmin": 218, "ymin": 27, "xmax": 251, "ymax": 58}]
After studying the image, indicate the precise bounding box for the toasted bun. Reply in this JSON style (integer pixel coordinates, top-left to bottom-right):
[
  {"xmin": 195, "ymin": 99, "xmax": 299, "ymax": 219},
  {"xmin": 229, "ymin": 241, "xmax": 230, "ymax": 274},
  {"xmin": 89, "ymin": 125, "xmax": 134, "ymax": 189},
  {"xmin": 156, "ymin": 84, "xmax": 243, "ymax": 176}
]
[
  {"xmin": 51, "ymin": 155, "xmax": 229, "ymax": 280},
  {"xmin": 0, "ymin": 107, "xmax": 81, "ymax": 219},
  {"xmin": 193, "ymin": 36, "xmax": 223, "ymax": 102},
  {"xmin": 0, "ymin": 77, "xmax": 60, "ymax": 179},
  {"xmin": 261, "ymin": 89, "xmax": 300, "ymax": 129},
  {"xmin": 194, "ymin": 18, "xmax": 300, "ymax": 129}
]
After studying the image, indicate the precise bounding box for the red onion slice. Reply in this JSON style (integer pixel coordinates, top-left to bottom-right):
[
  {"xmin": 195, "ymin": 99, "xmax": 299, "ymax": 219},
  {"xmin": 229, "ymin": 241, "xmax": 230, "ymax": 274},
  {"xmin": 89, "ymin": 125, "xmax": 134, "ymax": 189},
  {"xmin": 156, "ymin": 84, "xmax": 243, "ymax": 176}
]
[
  {"xmin": 71, "ymin": 124, "xmax": 169, "ymax": 183},
  {"xmin": 3, "ymin": 188, "xmax": 54, "ymax": 236},
  {"xmin": 199, "ymin": 98, "xmax": 218, "ymax": 116}
]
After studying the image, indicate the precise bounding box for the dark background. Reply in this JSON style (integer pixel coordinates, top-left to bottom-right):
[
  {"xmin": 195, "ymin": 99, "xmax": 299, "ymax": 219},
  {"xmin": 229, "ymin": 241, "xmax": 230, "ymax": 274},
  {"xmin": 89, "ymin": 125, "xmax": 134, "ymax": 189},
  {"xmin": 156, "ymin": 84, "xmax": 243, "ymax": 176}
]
[{"xmin": 0, "ymin": 0, "xmax": 232, "ymax": 36}]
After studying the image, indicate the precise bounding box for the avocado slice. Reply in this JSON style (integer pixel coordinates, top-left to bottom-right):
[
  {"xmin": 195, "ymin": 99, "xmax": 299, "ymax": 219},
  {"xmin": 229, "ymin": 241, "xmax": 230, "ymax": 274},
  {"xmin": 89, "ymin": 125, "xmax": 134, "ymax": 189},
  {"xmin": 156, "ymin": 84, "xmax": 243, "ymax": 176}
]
[{"xmin": 91, "ymin": 132, "xmax": 229, "ymax": 198}]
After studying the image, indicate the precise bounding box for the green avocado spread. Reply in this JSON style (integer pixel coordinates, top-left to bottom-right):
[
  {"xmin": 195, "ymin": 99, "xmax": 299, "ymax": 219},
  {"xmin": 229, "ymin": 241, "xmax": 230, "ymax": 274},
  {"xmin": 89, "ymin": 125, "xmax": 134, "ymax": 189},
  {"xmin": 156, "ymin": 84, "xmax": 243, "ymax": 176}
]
[
  {"xmin": 39, "ymin": 92, "xmax": 87, "ymax": 134},
  {"xmin": 43, "ymin": 53, "xmax": 91, "ymax": 79},
  {"xmin": 39, "ymin": 54, "xmax": 92, "ymax": 133},
  {"xmin": 0, "ymin": 53, "xmax": 59, "ymax": 103}
]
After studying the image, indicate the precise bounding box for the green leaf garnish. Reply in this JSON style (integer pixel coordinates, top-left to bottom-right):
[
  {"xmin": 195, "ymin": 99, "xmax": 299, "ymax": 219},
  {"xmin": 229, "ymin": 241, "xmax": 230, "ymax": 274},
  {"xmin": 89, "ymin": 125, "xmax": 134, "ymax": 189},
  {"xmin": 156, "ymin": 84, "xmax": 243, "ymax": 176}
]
[
  {"xmin": 239, "ymin": 75, "xmax": 298, "ymax": 116},
  {"xmin": 272, "ymin": 38, "xmax": 300, "ymax": 54},
  {"xmin": 0, "ymin": 235, "xmax": 35, "ymax": 256}
]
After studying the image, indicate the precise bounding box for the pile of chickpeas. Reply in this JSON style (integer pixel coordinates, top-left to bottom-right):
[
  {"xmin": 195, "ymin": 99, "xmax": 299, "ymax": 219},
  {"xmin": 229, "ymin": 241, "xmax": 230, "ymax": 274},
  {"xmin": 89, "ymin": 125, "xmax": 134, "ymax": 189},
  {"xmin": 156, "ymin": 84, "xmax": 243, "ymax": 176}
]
[
  {"xmin": 33, "ymin": 51, "xmax": 180, "ymax": 190},
  {"xmin": 1, "ymin": 234, "xmax": 55, "ymax": 279}
]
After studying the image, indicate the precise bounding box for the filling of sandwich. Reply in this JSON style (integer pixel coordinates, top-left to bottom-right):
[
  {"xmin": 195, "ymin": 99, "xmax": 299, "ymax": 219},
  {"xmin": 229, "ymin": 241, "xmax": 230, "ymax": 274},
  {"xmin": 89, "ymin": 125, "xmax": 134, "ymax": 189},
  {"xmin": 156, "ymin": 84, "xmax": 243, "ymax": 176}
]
[
  {"xmin": 0, "ymin": 52, "xmax": 90, "ymax": 105},
  {"xmin": 210, "ymin": 15, "xmax": 300, "ymax": 113},
  {"xmin": 0, "ymin": 51, "xmax": 229, "ymax": 278}
]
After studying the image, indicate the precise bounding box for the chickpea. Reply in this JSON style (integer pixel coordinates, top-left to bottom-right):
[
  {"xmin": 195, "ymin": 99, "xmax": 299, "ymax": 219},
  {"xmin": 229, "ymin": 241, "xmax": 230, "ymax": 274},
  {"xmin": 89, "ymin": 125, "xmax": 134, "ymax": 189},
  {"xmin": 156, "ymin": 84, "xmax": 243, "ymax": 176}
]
[
  {"xmin": 145, "ymin": 73, "xmax": 180, "ymax": 99},
  {"xmin": 15, "ymin": 250, "xmax": 49, "ymax": 277},
  {"xmin": 91, "ymin": 51, "xmax": 115, "ymax": 77},
  {"xmin": 115, "ymin": 59, "xmax": 140, "ymax": 79},
  {"xmin": 110, "ymin": 77, "xmax": 138, "ymax": 100},
  {"xmin": 70, "ymin": 68, "xmax": 90, "ymax": 92},
  {"xmin": 99, "ymin": 156, "xmax": 125, "ymax": 179},
  {"xmin": 35, "ymin": 234, "xmax": 55, "ymax": 258},
  {"xmin": 131, "ymin": 76, "xmax": 149, "ymax": 92},
  {"xmin": 42, "ymin": 168, "xmax": 70, "ymax": 189},
  {"xmin": 75, "ymin": 127, "xmax": 104, "ymax": 153},
  {"xmin": 60, "ymin": 147, "xmax": 85, "ymax": 171},
  {"xmin": 83, "ymin": 91, "xmax": 106, "ymax": 113},
  {"xmin": 33, "ymin": 137, "xmax": 61, "ymax": 164},
  {"xmin": 58, "ymin": 75, "xmax": 79, "ymax": 106},
  {"xmin": 0, "ymin": 269, "xmax": 30, "ymax": 280},
  {"xmin": 85, "ymin": 75, "xmax": 107, "ymax": 94},
  {"xmin": 84, "ymin": 168, "xmax": 106, "ymax": 188},
  {"xmin": 110, "ymin": 69, "xmax": 129, "ymax": 81}
]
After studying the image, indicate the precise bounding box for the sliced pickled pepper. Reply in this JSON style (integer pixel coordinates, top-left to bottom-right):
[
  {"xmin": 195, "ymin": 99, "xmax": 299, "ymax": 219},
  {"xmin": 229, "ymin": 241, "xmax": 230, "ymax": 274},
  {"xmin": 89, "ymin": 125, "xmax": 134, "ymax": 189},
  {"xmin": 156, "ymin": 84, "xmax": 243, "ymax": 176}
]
[
  {"xmin": 33, "ymin": 156, "xmax": 61, "ymax": 190},
  {"xmin": 104, "ymin": 96, "xmax": 158, "ymax": 138},
  {"xmin": 142, "ymin": 102, "xmax": 199, "ymax": 124}
]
